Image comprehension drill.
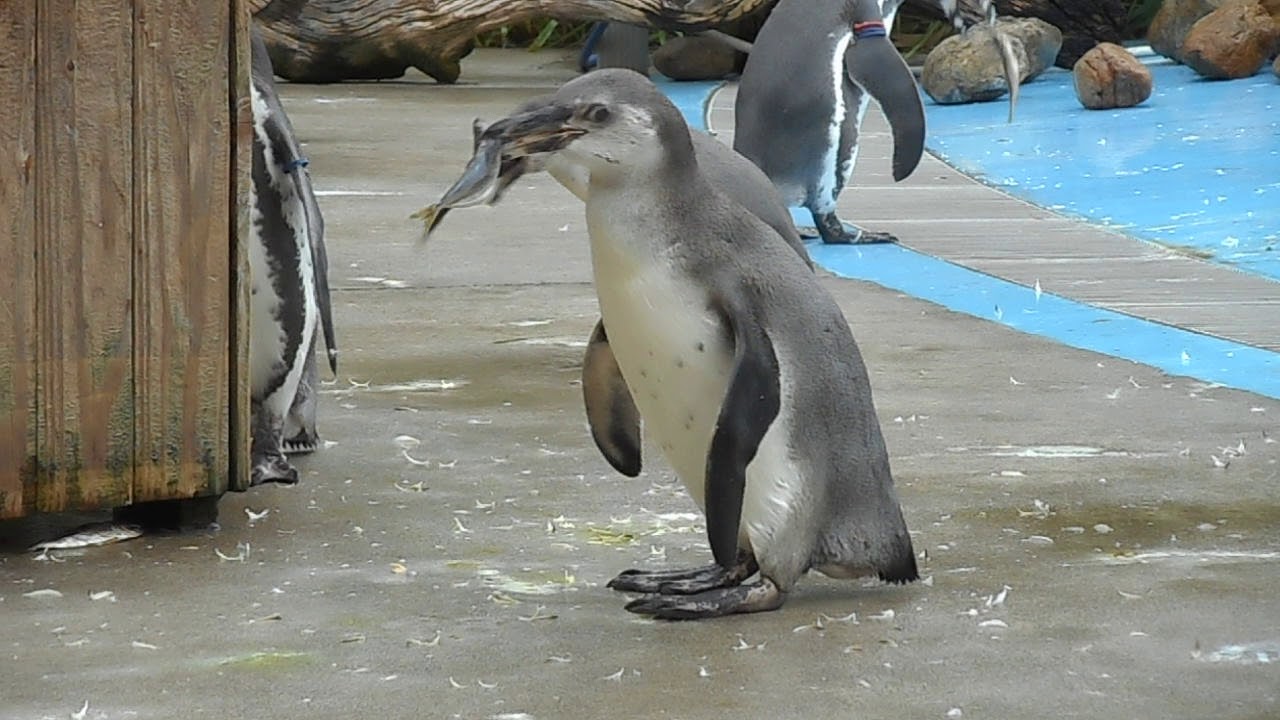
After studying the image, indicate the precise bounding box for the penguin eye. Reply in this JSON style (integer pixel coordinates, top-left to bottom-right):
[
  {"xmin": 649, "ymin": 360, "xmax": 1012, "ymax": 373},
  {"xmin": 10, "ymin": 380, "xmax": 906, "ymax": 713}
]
[{"xmin": 581, "ymin": 103, "xmax": 611, "ymax": 124}]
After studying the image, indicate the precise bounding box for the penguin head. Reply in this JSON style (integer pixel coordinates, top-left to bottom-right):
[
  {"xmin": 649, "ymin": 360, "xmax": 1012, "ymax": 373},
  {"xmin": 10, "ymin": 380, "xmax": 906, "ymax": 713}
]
[{"xmin": 487, "ymin": 69, "xmax": 694, "ymax": 185}]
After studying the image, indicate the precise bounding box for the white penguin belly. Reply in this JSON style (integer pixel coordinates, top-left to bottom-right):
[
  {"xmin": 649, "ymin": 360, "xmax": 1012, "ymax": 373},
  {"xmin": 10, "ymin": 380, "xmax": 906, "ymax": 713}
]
[
  {"xmin": 586, "ymin": 220, "xmax": 806, "ymax": 558},
  {"xmin": 588, "ymin": 236, "xmax": 732, "ymax": 510}
]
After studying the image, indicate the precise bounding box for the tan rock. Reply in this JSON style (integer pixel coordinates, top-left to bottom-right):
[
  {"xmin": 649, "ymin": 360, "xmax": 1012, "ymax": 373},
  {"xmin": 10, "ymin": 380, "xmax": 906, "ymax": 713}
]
[
  {"xmin": 1182, "ymin": 0, "xmax": 1280, "ymax": 79},
  {"xmin": 1073, "ymin": 43, "xmax": 1154, "ymax": 110},
  {"xmin": 1148, "ymin": 0, "xmax": 1225, "ymax": 63}
]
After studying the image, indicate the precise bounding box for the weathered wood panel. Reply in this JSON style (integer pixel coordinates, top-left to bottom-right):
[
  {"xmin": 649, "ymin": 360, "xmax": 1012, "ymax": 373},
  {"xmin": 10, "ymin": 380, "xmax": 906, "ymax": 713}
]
[
  {"xmin": 0, "ymin": 0, "xmax": 247, "ymax": 519},
  {"xmin": 131, "ymin": 0, "xmax": 240, "ymax": 500},
  {"xmin": 229, "ymin": 6, "xmax": 253, "ymax": 490},
  {"xmin": 34, "ymin": 0, "xmax": 136, "ymax": 512},
  {"xmin": 0, "ymin": 5, "xmax": 38, "ymax": 516}
]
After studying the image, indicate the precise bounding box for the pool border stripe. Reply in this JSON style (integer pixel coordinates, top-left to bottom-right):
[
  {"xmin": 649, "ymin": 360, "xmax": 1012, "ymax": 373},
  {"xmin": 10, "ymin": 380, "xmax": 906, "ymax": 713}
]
[{"xmin": 652, "ymin": 78, "xmax": 1280, "ymax": 401}]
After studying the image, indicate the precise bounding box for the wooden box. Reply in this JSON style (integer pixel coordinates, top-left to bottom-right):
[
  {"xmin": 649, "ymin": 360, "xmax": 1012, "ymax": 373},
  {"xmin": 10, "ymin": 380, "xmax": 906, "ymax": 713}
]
[{"xmin": 0, "ymin": 0, "xmax": 251, "ymax": 520}]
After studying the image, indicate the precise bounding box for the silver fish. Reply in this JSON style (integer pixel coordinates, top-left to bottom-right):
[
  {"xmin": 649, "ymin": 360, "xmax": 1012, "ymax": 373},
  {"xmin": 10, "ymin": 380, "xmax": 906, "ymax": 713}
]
[
  {"xmin": 411, "ymin": 134, "xmax": 505, "ymax": 244},
  {"xmin": 30, "ymin": 522, "xmax": 144, "ymax": 551},
  {"xmin": 984, "ymin": 2, "xmax": 1021, "ymax": 123}
]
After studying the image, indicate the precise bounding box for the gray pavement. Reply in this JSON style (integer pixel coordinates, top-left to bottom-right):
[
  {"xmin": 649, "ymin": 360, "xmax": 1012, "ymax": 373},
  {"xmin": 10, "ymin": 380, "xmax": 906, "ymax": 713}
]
[{"xmin": 2, "ymin": 50, "xmax": 1278, "ymax": 720}]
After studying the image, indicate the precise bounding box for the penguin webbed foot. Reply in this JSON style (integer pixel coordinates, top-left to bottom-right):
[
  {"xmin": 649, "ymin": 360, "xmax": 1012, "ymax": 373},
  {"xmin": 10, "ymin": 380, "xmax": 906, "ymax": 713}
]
[
  {"xmin": 624, "ymin": 577, "xmax": 786, "ymax": 620},
  {"xmin": 813, "ymin": 212, "xmax": 897, "ymax": 245},
  {"xmin": 607, "ymin": 552, "xmax": 758, "ymax": 594},
  {"xmin": 250, "ymin": 454, "xmax": 299, "ymax": 486},
  {"xmin": 282, "ymin": 430, "xmax": 320, "ymax": 456}
]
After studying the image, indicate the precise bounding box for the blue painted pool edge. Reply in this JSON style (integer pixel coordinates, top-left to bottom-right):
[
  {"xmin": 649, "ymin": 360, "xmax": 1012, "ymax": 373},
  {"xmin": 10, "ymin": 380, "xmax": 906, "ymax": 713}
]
[{"xmin": 653, "ymin": 78, "xmax": 1280, "ymax": 400}]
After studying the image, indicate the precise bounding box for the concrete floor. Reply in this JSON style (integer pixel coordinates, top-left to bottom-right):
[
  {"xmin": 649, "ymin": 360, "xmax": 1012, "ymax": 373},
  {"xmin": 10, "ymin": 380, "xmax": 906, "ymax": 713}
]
[{"xmin": 3, "ymin": 50, "xmax": 1278, "ymax": 720}]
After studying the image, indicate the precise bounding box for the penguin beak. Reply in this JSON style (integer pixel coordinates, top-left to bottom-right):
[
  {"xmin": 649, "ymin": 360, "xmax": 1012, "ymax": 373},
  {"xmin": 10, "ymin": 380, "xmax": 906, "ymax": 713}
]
[
  {"xmin": 844, "ymin": 28, "xmax": 926, "ymax": 182},
  {"xmin": 487, "ymin": 103, "xmax": 588, "ymax": 157}
]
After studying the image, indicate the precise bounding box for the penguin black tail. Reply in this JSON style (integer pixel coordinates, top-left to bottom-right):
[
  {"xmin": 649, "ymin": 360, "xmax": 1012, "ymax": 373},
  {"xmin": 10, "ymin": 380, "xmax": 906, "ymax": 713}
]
[{"xmin": 877, "ymin": 534, "xmax": 920, "ymax": 585}]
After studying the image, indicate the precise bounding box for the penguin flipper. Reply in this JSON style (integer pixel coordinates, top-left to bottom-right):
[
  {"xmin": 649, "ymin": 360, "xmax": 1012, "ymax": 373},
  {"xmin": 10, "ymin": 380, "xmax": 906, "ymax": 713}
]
[
  {"xmin": 582, "ymin": 320, "xmax": 642, "ymax": 477},
  {"xmin": 843, "ymin": 26, "xmax": 925, "ymax": 182},
  {"xmin": 704, "ymin": 295, "xmax": 781, "ymax": 570},
  {"xmin": 295, "ymin": 166, "xmax": 339, "ymax": 376}
]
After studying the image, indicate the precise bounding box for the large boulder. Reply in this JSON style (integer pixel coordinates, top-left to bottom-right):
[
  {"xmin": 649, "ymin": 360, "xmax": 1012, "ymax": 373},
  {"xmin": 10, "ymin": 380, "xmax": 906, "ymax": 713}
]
[
  {"xmin": 1182, "ymin": 0, "xmax": 1280, "ymax": 79},
  {"xmin": 652, "ymin": 35, "xmax": 742, "ymax": 80},
  {"xmin": 1148, "ymin": 0, "xmax": 1225, "ymax": 63},
  {"xmin": 1073, "ymin": 42, "xmax": 1154, "ymax": 109},
  {"xmin": 922, "ymin": 17, "xmax": 1063, "ymax": 105}
]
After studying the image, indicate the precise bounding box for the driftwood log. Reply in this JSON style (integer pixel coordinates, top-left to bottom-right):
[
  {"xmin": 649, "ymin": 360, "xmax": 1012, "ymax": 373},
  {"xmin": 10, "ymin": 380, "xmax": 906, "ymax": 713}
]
[{"xmin": 251, "ymin": 0, "xmax": 771, "ymax": 84}]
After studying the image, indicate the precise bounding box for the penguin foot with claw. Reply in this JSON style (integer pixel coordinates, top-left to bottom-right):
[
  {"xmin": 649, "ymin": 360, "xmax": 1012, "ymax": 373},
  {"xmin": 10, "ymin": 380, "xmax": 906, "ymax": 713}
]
[
  {"xmin": 624, "ymin": 578, "xmax": 787, "ymax": 620},
  {"xmin": 814, "ymin": 212, "xmax": 898, "ymax": 245},
  {"xmin": 608, "ymin": 553, "xmax": 758, "ymax": 595},
  {"xmin": 250, "ymin": 454, "xmax": 299, "ymax": 486}
]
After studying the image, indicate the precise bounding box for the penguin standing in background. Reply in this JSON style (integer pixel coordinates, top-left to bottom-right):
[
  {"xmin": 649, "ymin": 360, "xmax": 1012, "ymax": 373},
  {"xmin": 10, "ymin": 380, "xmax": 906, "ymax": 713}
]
[
  {"xmin": 734, "ymin": 0, "xmax": 1017, "ymax": 244},
  {"xmin": 579, "ymin": 22, "xmax": 652, "ymax": 75},
  {"xmin": 248, "ymin": 26, "xmax": 338, "ymax": 483}
]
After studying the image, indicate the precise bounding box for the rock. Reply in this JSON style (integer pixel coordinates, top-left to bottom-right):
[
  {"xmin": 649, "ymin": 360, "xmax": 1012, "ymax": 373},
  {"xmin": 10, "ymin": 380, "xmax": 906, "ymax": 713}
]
[
  {"xmin": 652, "ymin": 35, "xmax": 742, "ymax": 81},
  {"xmin": 1148, "ymin": 0, "xmax": 1225, "ymax": 63},
  {"xmin": 1073, "ymin": 43, "xmax": 1154, "ymax": 109},
  {"xmin": 1182, "ymin": 0, "xmax": 1280, "ymax": 79},
  {"xmin": 1274, "ymin": 54, "xmax": 1280, "ymax": 77},
  {"xmin": 921, "ymin": 17, "xmax": 1062, "ymax": 105}
]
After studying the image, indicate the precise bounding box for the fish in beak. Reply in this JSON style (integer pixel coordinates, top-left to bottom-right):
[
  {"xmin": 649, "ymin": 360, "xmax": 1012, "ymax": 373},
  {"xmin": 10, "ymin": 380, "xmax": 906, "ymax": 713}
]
[{"xmin": 412, "ymin": 103, "xmax": 586, "ymax": 243}]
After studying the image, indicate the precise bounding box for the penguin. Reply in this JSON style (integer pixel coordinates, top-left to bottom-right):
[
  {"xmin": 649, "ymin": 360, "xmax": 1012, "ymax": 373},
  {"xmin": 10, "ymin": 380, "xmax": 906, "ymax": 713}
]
[
  {"xmin": 734, "ymin": 0, "xmax": 1019, "ymax": 244},
  {"xmin": 579, "ymin": 22, "xmax": 652, "ymax": 75},
  {"xmin": 473, "ymin": 69, "xmax": 918, "ymax": 619},
  {"xmin": 249, "ymin": 26, "xmax": 338, "ymax": 482},
  {"xmin": 733, "ymin": 0, "xmax": 928, "ymax": 245}
]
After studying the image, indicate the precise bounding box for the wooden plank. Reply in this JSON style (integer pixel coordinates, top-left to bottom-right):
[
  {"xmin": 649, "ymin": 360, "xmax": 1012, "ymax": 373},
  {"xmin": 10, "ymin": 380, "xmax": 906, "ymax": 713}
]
[
  {"xmin": 131, "ymin": 0, "xmax": 238, "ymax": 499},
  {"xmin": 0, "ymin": 4, "xmax": 38, "ymax": 518},
  {"xmin": 34, "ymin": 0, "xmax": 135, "ymax": 512},
  {"xmin": 229, "ymin": 1, "xmax": 252, "ymax": 491}
]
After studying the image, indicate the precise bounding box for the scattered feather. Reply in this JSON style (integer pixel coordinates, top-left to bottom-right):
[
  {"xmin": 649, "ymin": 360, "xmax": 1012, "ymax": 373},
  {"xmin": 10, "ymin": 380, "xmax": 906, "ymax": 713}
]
[
  {"xmin": 245, "ymin": 507, "xmax": 270, "ymax": 522},
  {"xmin": 131, "ymin": 641, "xmax": 159, "ymax": 650},
  {"xmin": 71, "ymin": 701, "xmax": 89, "ymax": 720},
  {"xmin": 406, "ymin": 631, "xmax": 442, "ymax": 647},
  {"xmin": 1093, "ymin": 524, "xmax": 1113, "ymax": 535},
  {"xmin": 390, "ymin": 562, "xmax": 408, "ymax": 575},
  {"xmin": 518, "ymin": 606, "xmax": 558, "ymax": 622},
  {"xmin": 88, "ymin": 590, "xmax": 115, "ymax": 602},
  {"xmin": 583, "ymin": 526, "xmax": 636, "ymax": 546},
  {"xmin": 448, "ymin": 677, "xmax": 465, "ymax": 689},
  {"xmin": 23, "ymin": 589, "xmax": 63, "ymax": 599},
  {"xmin": 1181, "ymin": 350, "xmax": 1191, "ymax": 365},
  {"xmin": 870, "ymin": 609, "xmax": 896, "ymax": 621},
  {"xmin": 215, "ymin": 543, "xmax": 251, "ymax": 562},
  {"xmin": 1022, "ymin": 535, "xmax": 1054, "ymax": 545},
  {"xmin": 453, "ymin": 517, "xmax": 472, "ymax": 534},
  {"xmin": 1128, "ymin": 376, "xmax": 1145, "ymax": 389},
  {"xmin": 1009, "ymin": 376, "xmax": 1023, "ymax": 385},
  {"xmin": 698, "ymin": 666, "xmax": 711, "ymax": 678},
  {"xmin": 1033, "ymin": 279, "xmax": 1042, "ymax": 302},
  {"xmin": 978, "ymin": 619, "xmax": 1008, "ymax": 628},
  {"xmin": 30, "ymin": 522, "xmax": 143, "ymax": 551},
  {"xmin": 601, "ymin": 668, "xmax": 625, "ymax": 682},
  {"xmin": 1117, "ymin": 590, "xmax": 1142, "ymax": 600},
  {"xmin": 1210, "ymin": 455, "xmax": 1229, "ymax": 469},
  {"xmin": 947, "ymin": 709, "xmax": 963, "ymax": 719},
  {"xmin": 1106, "ymin": 388, "xmax": 1121, "ymax": 400},
  {"xmin": 547, "ymin": 655, "xmax": 572, "ymax": 663},
  {"xmin": 477, "ymin": 680, "xmax": 498, "ymax": 689},
  {"xmin": 402, "ymin": 449, "xmax": 431, "ymax": 466}
]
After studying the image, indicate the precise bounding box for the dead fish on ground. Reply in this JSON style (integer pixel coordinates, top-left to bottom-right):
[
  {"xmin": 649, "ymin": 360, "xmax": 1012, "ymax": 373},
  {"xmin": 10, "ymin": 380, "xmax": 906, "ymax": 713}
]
[
  {"xmin": 952, "ymin": 0, "xmax": 1021, "ymax": 123},
  {"xmin": 30, "ymin": 522, "xmax": 144, "ymax": 551}
]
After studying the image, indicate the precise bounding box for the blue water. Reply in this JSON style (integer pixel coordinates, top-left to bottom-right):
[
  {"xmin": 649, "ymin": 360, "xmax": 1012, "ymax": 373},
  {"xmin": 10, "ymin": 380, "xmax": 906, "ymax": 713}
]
[{"xmin": 926, "ymin": 61, "xmax": 1280, "ymax": 281}]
